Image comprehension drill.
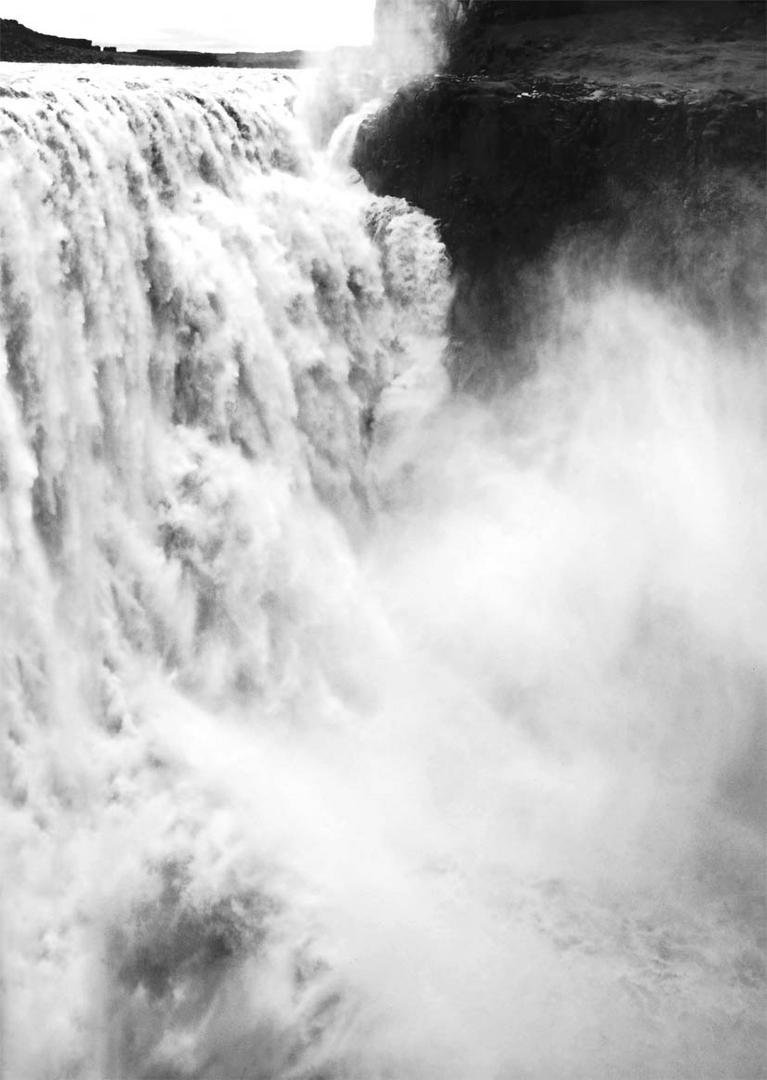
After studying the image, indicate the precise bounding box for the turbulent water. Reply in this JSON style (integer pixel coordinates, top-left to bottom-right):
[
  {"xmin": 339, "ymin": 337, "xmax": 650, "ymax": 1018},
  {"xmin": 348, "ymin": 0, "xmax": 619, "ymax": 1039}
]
[{"xmin": 0, "ymin": 64, "xmax": 765, "ymax": 1080}]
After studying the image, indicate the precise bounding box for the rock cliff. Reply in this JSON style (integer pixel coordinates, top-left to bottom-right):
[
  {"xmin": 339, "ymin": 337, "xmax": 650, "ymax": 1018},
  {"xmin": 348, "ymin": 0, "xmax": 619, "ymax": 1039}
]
[{"xmin": 357, "ymin": 2, "xmax": 766, "ymax": 387}]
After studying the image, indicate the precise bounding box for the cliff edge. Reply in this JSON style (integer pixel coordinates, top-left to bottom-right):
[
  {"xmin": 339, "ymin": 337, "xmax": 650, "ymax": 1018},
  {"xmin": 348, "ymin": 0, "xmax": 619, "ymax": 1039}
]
[{"xmin": 356, "ymin": 1, "xmax": 766, "ymax": 387}]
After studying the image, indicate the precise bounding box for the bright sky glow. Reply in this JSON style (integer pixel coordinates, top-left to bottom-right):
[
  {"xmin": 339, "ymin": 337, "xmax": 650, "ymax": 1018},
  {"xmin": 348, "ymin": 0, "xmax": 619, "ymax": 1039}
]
[{"xmin": 3, "ymin": 0, "xmax": 376, "ymax": 52}]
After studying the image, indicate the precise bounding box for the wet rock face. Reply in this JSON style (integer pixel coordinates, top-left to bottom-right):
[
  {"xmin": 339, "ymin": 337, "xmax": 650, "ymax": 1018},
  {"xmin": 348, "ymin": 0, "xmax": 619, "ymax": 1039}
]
[
  {"xmin": 355, "ymin": 77, "xmax": 764, "ymax": 263},
  {"xmin": 353, "ymin": 76, "xmax": 766, "ymax": 387}
]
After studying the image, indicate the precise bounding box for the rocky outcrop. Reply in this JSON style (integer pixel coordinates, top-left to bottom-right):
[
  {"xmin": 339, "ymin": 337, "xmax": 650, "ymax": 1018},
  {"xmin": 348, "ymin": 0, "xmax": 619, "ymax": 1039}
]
[
  {"xmin": 445, "ymin": 1, "xmax": 765, "ymax": 83},
  {"xmin": 356, "ymin": 3, "xmax": 766, "ymax": 388}
]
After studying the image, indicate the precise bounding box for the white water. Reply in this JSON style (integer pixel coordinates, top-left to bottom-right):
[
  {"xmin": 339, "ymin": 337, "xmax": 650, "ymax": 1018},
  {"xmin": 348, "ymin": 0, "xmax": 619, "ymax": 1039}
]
[{"xmin": 0, "ymin": 65, "xmax": 765, "ymax": 1080}]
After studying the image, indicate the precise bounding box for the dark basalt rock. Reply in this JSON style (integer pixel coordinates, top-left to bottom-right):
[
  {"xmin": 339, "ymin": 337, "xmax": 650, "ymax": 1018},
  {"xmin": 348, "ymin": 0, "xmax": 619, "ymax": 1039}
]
[
  {"xmin": 354, "ymin": 77, "xmax": 765, "ymax": 387},
  {"xmin": 356, "ymin": 76, "xmax": 766, "ymax": 255},
  {"xmin": 356, "ymin": 4, "xmax": 766, "ymax": 388}
]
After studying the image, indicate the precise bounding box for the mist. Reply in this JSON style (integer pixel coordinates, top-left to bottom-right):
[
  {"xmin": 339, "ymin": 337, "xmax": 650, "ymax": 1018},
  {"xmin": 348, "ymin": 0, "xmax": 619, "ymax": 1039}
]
[{"xmin": 104, "ymin": 268, "xmax": 765, "ymax": 1080}]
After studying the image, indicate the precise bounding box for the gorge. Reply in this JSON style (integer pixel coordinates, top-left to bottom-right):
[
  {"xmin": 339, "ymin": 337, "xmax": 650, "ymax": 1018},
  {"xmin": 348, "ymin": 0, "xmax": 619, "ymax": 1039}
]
[{"xmin": 0, "ymin": 3, "xmax": 765, "ymax": 1077}]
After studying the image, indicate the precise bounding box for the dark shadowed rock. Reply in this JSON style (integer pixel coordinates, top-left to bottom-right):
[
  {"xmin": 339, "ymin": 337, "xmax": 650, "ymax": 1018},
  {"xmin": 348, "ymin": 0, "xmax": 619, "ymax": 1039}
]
[{"xmin": 357, "ymin": 1, "xmax": 766, "ymax": 388}]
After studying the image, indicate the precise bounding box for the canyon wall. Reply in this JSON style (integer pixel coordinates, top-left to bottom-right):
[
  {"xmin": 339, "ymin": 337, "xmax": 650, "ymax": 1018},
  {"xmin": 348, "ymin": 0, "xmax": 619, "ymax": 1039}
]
[{"xmin": 359, "ymin": 1, "xmax": 766, "ymax": 387}]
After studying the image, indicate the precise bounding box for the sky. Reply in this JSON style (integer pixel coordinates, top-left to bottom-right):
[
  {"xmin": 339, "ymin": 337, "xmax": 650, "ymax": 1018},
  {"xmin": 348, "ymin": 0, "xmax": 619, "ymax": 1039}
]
[{"xmin": 4, "ymin": 0, "xmax": 377, "ymax": 52}]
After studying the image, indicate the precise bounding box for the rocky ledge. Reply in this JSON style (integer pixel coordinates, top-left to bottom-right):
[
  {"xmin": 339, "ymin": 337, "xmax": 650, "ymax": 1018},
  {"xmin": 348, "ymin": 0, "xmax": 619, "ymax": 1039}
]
[{"xmin": 355, "ymin": 2, "xmax": 766, "ymax": 388}]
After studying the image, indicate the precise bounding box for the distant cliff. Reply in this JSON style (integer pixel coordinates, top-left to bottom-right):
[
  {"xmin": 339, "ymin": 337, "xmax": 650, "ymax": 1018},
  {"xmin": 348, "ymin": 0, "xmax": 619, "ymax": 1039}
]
[
  {"xmin": 0, "ymin": 18, "xmax": 107, "ymax": 62},
  {"xmin": 0, "ymin": 19, "xmax": 304, "ymax": 67}
]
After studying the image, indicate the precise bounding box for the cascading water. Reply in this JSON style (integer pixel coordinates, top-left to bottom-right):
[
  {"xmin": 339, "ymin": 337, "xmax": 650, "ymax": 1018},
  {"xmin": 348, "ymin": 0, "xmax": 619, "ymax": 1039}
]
[{"xmin": 1, "ymin": 63, "xmax": 765, "ymax": 1080}]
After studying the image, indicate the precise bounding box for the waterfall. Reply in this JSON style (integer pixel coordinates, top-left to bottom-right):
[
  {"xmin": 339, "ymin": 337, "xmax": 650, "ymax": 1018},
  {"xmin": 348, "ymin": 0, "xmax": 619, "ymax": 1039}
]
[
  {"xmin": 1, "ymin": 65, "xmax": 765, "ymax": 1080},
  {"xmin": 326, "ymin": 98, "xmax": 382, "ymax": 172}
]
